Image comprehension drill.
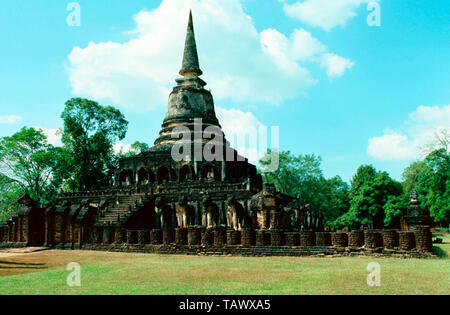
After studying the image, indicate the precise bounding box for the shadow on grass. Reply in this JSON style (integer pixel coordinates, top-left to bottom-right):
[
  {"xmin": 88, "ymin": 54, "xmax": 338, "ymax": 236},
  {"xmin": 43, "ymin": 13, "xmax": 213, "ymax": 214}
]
[
  {"xmin": 432, "ymin": 246, "xmax": 448, "ymax": 258},
  {"xmin": 0, "ymin": 266, "xmax": 48, "ymax": 270},
  {"xmin": 0, "ymin": 261, "xmax": 45, "ymax": 266}
]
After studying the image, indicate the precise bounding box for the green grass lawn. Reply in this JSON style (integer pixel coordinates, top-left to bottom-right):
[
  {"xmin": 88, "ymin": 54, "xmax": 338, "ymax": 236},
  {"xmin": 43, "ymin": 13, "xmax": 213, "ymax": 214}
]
[{"xmin": 0, "ymin": 234, "xmax": 449, "ymax": 295}]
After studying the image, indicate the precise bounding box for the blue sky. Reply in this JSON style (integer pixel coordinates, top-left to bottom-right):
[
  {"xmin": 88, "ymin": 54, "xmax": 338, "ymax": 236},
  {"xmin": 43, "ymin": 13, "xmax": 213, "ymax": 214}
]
[{"xmin": 0, "ymin": 0, "xmax": 449, "ymax": 182}]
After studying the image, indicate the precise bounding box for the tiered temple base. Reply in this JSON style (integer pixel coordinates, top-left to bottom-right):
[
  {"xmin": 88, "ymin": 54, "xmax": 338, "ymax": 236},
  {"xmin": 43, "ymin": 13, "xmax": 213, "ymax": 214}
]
[{"xmin": 8, "ymin": 227, "xmax": 435, "ymax": 258}]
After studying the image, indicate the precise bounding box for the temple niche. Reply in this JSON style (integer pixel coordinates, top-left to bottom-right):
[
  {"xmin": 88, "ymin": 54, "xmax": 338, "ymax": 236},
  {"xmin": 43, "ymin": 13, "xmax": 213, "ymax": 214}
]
[{"xmin": 0, "ymin": 11, "xmax": 433, "ymax": 256}]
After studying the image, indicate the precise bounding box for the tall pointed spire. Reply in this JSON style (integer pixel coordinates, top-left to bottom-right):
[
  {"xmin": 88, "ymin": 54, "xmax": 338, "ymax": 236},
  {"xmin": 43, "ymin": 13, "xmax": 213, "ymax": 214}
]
[{"xmin": 179, "ymin": 10, "xmax": 203, "ymax": 77}]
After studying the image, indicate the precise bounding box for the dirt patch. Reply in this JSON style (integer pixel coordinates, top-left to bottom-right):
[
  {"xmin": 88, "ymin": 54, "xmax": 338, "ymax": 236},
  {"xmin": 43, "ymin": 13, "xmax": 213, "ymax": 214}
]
[{"xmin": 0, "ymin": 250, "xmax": 144, "ymax": 278}]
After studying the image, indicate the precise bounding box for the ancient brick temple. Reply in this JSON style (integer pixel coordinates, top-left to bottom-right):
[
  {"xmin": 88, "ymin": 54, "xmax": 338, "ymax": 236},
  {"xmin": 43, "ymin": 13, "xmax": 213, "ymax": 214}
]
[{"xmin": 0, "ymin": 12, "xmax": 433, "ymax": 257}]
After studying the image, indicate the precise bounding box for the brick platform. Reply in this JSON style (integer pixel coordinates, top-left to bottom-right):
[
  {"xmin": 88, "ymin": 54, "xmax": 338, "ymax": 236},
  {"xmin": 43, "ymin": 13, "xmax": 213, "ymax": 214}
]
[
  {"xmin": 413, "ymin": 226, "xmax": 432, "ymax": 252},
  {"xmin": 364, "ymin": 231, "xmax": 382, "ymax": 248},
  {"xmin": 315, "ymin": 232, "xmax": 331, "ymax": 246},
  {"xmin": 332, "ymin": 232, "xmax": 348, "ymax": 247},
  {"xmin": 382, "ymin": 230, "xmax": 398, "ymax": 249},
  {"xmin": 77, "ymin": 243, "xmax": 436, "ymax": 258},
  {"xmin": 300, "ymin": 231, "xmax": 316, "ymax": 247},
  {"xmin": 285, "ymin": 232, "xmax": 300, "ymax": 246},
  {"xmin": 399, "ymin": 231, "xmax": 415, "ymax": 250},
  {"xmin": 241, "ymin": 229, "xmax": 256, "ymax": 246},
  {"xmin": 348, "ymin": 231, "xmax": 364, "ymax": 247}
]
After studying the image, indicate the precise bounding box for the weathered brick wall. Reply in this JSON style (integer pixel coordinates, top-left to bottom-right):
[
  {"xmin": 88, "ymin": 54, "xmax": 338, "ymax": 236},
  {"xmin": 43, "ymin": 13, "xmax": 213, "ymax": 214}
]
[
  {"xmin": 413, "ymin": 226, "xmax": 432, "ymax": 252},
  {"xmin": 331, "ymin": 232, "xmax": 348, "ymax": 247},
  {"xmin": 348, "ymin": 231, "xmax": 364, "ymax": 247},
  {"xmin": 300, "ymin": 231, "xmax": 316, "ymax": 247},
  {"xmin": 316, "ymin": 232, "xmax": 332, "ymax": 246},
  {"xmin": 227, "ymin": 230, "xmax": 241, "ymax": 245},
  {"xmin": 399, "ymin": 231, "xmax": 415, "ymax": 250},
  {"xmin": 214, "ymin": 227, "xmax": 227, "ymax": 246},
  {"xmin": 78, "ymin": 243, "xmax": 436, "ymax": 259},
  {"xmin": 382, "ymin": 230, "xmax": 398, "ymax": 249},
  {"xmin": 256, "ymin": 230, "xmax": 270, "ymax": 246},
  {"xmin": 201, "ymin": 228, "xmax": 214, "ymax": 246},
  {"xmin": 163, "ymin": 229, "xmax": 175, "ymax": 245},
  {"xmin": 364, "ymin": 231, "xmax": 382, "ymax": 248},
  {"xmin": 187, "ymin": 227, "xmax": 201, "ymax": 245},
  {"xmin": 270, "ymin": 230, "xmax": 285, "ymax": 246},
  {"xmin": 0, "ymin": 218, "xmax": 438, "ymax": 257},
  {"xmin": 241, "ymin": 228, "xmax": 256, "ymax": 246},
  {"xmin": 175, "ymin": 228, "xmax": 188, "ymax": 245}
]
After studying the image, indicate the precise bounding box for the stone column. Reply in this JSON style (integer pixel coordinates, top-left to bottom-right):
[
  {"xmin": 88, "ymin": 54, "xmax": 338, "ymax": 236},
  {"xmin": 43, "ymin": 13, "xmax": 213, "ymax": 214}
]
[
  {"xmin": 413, "ymin": 226, "xmax": 432, "ymax": 252},
  {"xmin": 300, "ymin": 231, "xmax": 316, "ymax": 247},
  {"xmin": 348, "ymin": 231, "xmax": 364, "ymax": 247},
  {"xmin": 163, "ymin": 229, "xmax": 175, "ymax": 244},
  {"xmin": 382, "ymin": 230, "xmax": 398, "ymax": 249},
  {"xmin": 270, "ymin": 230, "xmax": 284, "ymax": 246},
  {"xmin": 256, "ymin": 230, "xmax": 270, "ymax": 246},
  {"xmin": 201, "ymin": 228, "xmax": 214, "ymax": 246},
  {"xmin": 331, "ymin": 232, "xmax": 348, "ymax": 247},
  {"xmin": 150, "ymin": 229, "xmax": 162, "ymax": 245},
  {"xmin": 115, "ymin": 228, "xmax": 123, "ymax": 244},
  {"xmin": 285, "ymin": 232, "xmax": 300, "ymax": 246},
  {"xmin": 188, "ymin": 227, "xmax": 201, "ymax": 246},
  {"xmin": 195, "ymin": 202, "xmax": 202, "ymax": 226},
  {"xmin": 399, "ymin": 231, "xmax": 415, "ymax": 250},
  {"xmin": 214, "ymin": 227, "xmax": 227, "ymax": 246},
  {"xmin": 315, "ymin": 232, "xmax": 332, "ymax": 246},
  {"xmin": 103, "ymin": 227, "xmax": 111, "ymax": 244},
  {"xmin": 241, "ymin": 228, "xmax": 256, "ymax": 246},
  {"xmin": 364, "ymin": 231, "xmax": 382, "ymax": 249},
  {"xmin": 175, "ymin": 228, "xmax": 188, "ymax": 245},
  {"xmin": 227, "ymin": 230, "xmax": 241, "ymax": 245},
  {"xmin": 138, "ymin": 230, "xmax": 146, "ymax": 245},
  {"xmin": 221, "ymin": 160, "xmax": 226, "ymax": 181}
]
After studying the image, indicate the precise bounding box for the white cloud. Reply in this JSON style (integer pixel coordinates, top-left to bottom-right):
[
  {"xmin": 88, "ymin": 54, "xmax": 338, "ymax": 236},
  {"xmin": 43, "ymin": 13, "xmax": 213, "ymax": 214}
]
[
  {"xmin": 320, "ymin": 53, "xmax": 354, "ymax": 78},
  {"xmin": 34, "ymin": 127, "xmax": 63, "ymax": 147},
  {"xmin": 260, "ymin": 29, "xmax": 353, "ymax": 80},
  {"xmin": 216, "ymin": 106, "xmax": 267, "ymax": 163},
  {"xmin": 0, "ymin": 115, "xmax": 22, "ymax": 124},
  {"xmin": 113, "ymin": 142, "xmax": 132, "ymax": 155},
  {"xmin": 283, "ymin": 0, "xmax": 377, "ymax": 31},
  {"xmin": 367, "ymin": 105, "xmax": 450, "ymax": 161},
  {"xmin": 68, "ymin": 0, "xmax": 352, "ymax": 110}
]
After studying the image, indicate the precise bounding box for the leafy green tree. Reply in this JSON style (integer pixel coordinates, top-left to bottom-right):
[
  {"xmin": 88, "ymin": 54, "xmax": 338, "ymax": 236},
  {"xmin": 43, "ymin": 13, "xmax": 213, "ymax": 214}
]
[
  {"xmin": 323, "ymin": 176, "xmax": 350, "ymax": 227},
  {"xmin": 260, "ymin": 150, "xmax": 322, "ymax": 196},
  {"xmin": 416, "ymin": 148, "xmax": 449, "ymax": 224},
  {"xmin": 0, "ymin": 174, "xmax": 22, "ymax": 222},
  {"xmin": 61, "ymin": 98, "xmax": 128, "ymax": 191},
  {"xmin": 402, "ymin": 160, "xmax": 426, "ymax": 195},
  {"xmin": 383, "ymin": 194, "xmax": 409, "ymax": 227},
  {"xmin": 0, "ymin": 127, "xmax": 70, "ymax": 208},
  {"xmin": 349, "ymin": 165, "xmax": 377, "ymax": 196},
  {"xmin": 259, "ymin": 150, "xmax": 350, "ymax": 227},
  {"xmin": 336, "ymin": 166, "xmax": 403, "ymax": 229},
  {"xmin": 119, "ymin": 141, "xmax": 150, "ymax": 158}
]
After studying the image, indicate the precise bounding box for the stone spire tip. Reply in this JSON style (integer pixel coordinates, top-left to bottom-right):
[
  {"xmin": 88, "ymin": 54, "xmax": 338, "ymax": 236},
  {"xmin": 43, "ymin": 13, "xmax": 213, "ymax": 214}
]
[{"xmin": 179, "ymin": 10, "xmax": 203, "ymax": 77}]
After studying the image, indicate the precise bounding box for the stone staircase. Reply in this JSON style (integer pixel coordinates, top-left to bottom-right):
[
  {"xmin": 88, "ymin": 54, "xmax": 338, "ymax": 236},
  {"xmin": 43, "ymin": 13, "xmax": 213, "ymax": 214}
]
[{"xmin": 96, "ymin": 194, "xmax": 146, "ymax": 226}]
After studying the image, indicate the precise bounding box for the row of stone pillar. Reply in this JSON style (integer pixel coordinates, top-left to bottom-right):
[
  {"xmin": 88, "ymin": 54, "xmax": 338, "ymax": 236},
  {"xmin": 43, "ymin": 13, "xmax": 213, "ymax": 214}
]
[
  {"xmin": 81, "ymin": 226, "xmax": 433, "ymax": 253},
  {"xmin": 2, "ymin": 216, "xmax": 28, "ymax": 244}
]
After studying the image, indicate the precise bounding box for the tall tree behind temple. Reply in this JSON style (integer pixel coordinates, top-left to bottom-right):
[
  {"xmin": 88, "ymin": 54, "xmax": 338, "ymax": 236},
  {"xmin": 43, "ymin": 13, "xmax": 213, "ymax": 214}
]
[
  {"xmin": 61, "ymin": 98, "xmax": 128, "ymax": 192},
  {"xmin": 416, "ymin": 148, "xmax": 449, "ymax": 225},
  {"xmin": 118, "ymin": 141, "xmax": 150, "ymax": 158},
  {"xmin": 0, "ymin": 127, "xmax": 71, "ymax": 208},
  {"xmin": 259, "ymin": 150, "xmax": 350, "ymax": 227},
  {"xmin": 335, "ymin": 165, "xmax": 403, "ymax": 229}
]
